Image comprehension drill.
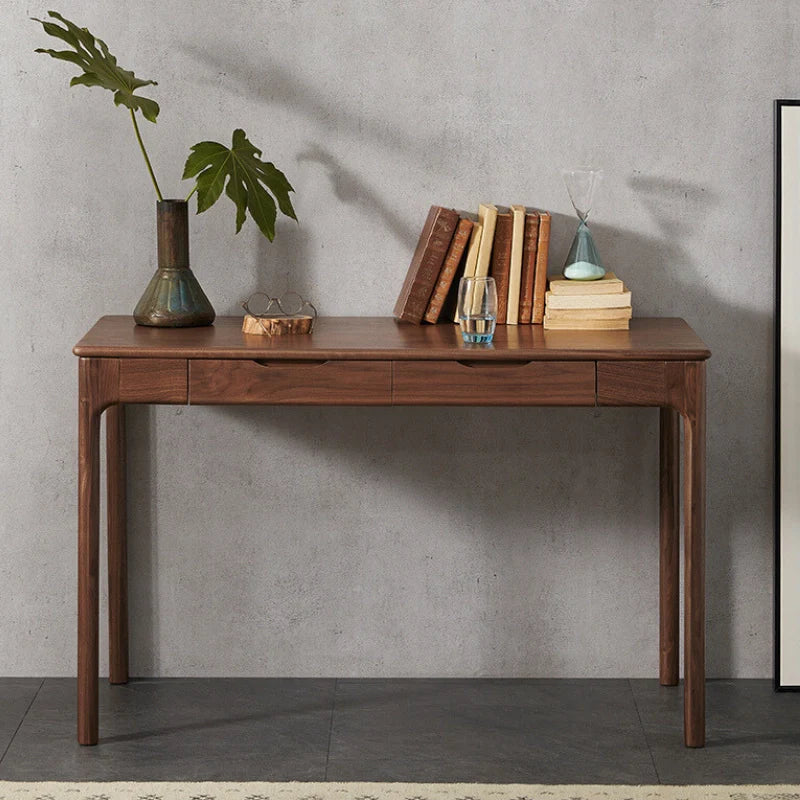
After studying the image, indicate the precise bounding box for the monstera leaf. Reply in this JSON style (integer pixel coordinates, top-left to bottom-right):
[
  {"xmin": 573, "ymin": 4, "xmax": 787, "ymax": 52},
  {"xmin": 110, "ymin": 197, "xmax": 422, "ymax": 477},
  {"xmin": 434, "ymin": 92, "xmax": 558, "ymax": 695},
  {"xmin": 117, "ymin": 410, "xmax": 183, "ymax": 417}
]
[
  {"xmin": 183, "ymin": 129, "xmax": 296, "ymax": 241},
  {"xmin": 33, "ymin": 10, "xmax": 159, "ymax": 122}
]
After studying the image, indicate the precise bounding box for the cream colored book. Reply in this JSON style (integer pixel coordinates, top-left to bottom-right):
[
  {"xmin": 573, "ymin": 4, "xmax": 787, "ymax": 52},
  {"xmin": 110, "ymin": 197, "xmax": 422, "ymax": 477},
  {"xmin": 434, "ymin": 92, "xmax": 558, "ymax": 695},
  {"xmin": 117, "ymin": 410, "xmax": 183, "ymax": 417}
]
[
  {"xmin": 474, "ymin": 204, "xmax": 498, "ymax": 277},
  {"xmin": 462, "ymin": 222, "xmax": 483, "ymax": 279},
  {"xmin": 452, "ymin": 222, "xmax": 483, "ymax": 322},
  {"xmin": 545, "ymin": 289, "xmax": 631, "ymax": 310},
  {"xmin": 506, "ymin": 205, "xmax": 525, "ymax": 324},
  {"xmin": 543, "ymin": 316, "xmax": 630, "ymax": 330},
  {"xmin": 548, "ymin": 272, "xmax": 623, "ymax": 295},
  {"xmin": 545, "ymin": 307, "xmax": 632, "ymax": 321}
]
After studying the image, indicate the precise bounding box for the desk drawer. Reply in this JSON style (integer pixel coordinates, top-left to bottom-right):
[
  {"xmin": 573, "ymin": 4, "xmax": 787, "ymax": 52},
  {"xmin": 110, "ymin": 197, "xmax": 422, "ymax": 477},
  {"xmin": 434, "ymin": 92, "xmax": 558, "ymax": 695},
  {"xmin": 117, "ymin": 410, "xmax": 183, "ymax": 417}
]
[
  {"xmin": 393, "ymin": 360, "xmax": 596, "ymax": 405},
  {"xmin": 189, "ymin": 359, "xmax": 391, "ymax": 405}
]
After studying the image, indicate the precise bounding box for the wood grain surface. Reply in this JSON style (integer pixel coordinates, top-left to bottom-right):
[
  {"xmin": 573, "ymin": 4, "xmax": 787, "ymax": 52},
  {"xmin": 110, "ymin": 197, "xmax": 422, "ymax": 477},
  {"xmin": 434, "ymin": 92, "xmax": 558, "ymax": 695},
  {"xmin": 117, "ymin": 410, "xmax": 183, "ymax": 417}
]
[
  {"xmin": 659, "ymin": 407, "xmax": 680, "ymax": 687},
  {"xmin": 393, "ymin": 360, "xmax": 595, "ymax": 405},
  {"xmin": 119, "ymin": 359, "xmax": 187, "ymax": 403},
  {"xmin": 106, "ymin": 404, "xmax": 128, "ymax": 686},
  {"xmin": 74, "ymin": 316, "xmax": 710, "ymax": 362},
  {"xmin": 681, "ymin": 360, "xmax": 706, "ymax": 748},
  {"xmin": 77, "ymin": 358, "xmax": 118, "ymax": 746},
  {"xmin": 189, "ymin": 359, "xmax": 392, "ymax": 405}
]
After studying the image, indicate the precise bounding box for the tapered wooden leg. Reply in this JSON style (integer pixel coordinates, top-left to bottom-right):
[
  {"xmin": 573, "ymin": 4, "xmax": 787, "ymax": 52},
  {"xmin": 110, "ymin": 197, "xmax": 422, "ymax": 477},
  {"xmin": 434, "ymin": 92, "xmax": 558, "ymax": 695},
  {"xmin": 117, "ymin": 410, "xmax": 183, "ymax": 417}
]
[
  {"xmin": 78, "ymin": 367, "xmax": 101, "ymax": 745},
  {"xmin": 659, "ymin": 407, "xmax": 680, "ymax": 686},
  {"xmin": 107, "ymin": 404, "xmax": 129, "ymax": 685},
  {"xmin": 682, "ymin": 361, "xmax": 706, "ymax": 748},
  {"xmin": 78, "ymin": 358, "xmax": 118, "ymax": 746}
]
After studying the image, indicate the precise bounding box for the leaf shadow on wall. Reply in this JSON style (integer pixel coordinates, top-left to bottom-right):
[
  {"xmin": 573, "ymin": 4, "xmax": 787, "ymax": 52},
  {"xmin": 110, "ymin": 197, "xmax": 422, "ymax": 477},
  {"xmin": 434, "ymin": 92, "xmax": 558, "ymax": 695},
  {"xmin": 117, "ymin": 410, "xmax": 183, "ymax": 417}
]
[
  {"xmin": 178, "ymin": 47, "xmax": 456, "ymax": 168},
  {"xmin": 297, "ymin": 144, "xmax": 417, "ymax": 250},
  {"xmin": 179, "ymin": 47, "xmax": 431, "ymax": 251}
]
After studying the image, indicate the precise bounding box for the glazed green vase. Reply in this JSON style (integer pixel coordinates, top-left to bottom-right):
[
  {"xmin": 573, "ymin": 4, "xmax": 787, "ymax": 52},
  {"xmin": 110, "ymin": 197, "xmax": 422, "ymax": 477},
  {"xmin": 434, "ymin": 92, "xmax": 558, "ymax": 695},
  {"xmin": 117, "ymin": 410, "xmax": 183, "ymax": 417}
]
[{"xmin": 133, "ymin": 200, "xmax": 216, "ymax": 327}]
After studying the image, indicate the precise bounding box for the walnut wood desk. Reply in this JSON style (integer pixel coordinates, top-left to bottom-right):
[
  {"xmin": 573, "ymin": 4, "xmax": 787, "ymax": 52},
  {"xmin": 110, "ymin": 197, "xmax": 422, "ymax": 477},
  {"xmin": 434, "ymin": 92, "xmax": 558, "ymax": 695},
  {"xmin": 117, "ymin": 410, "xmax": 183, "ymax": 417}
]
[{"xmin": 73, "ymin": 316, "xmax": 710, "ymax": 747}]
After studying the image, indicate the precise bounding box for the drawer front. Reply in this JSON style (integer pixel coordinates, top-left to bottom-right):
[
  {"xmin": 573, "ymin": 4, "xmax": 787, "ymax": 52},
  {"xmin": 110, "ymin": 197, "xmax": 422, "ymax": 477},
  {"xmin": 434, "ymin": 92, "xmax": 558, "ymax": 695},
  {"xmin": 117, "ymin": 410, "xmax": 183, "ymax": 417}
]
[
  {"xmin": 393, "ymin": 360, "xmax": 596, "ymax": 405},
  {"xmin": 189, "ymin": 359, "xmax": 392, "ymax": 405},
  {"xmin": 597, "ymin": 361, "xmax": 669, "ymax": 406},
  {"xmin": 119, "ymin": 359, "xmax": 188, "ymax": 404}
]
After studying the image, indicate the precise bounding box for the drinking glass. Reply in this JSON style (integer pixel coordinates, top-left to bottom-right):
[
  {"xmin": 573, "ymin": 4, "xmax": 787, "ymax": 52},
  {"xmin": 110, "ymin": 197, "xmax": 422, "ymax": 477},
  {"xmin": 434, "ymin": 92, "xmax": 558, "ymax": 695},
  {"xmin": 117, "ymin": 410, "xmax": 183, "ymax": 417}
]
[{"xmin": 457, "ymin": 276, "xmax": 497, "ymax": 343}]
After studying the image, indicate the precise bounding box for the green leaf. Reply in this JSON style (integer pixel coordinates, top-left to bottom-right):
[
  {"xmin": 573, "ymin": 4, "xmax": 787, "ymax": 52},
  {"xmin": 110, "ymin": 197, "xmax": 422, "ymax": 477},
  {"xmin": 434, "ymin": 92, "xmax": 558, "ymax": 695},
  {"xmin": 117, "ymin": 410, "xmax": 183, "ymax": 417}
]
[
  {"xmin": 33, "ymin": 10, "xmax": 159, "ymax": 122},
  {"xmin": 184, "ymin": 129, "xmax": 296, "ymax": 241}
]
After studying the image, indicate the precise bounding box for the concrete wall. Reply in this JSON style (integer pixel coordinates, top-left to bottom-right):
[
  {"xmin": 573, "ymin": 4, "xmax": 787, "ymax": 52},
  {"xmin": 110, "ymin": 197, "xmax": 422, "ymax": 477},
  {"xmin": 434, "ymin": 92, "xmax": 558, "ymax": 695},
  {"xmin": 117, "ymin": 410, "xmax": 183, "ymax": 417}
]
[{"xmin": 0, "ymin": 0, "xmax": 786, "ymax": 677}]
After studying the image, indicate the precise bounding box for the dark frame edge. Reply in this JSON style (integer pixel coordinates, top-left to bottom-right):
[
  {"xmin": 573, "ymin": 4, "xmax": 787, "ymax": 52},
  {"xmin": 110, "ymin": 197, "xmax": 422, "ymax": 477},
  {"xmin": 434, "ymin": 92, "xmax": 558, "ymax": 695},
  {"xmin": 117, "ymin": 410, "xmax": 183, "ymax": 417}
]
[{"xmin": 773, "ymin": 99, "xmax": 800, "ymax": 691}]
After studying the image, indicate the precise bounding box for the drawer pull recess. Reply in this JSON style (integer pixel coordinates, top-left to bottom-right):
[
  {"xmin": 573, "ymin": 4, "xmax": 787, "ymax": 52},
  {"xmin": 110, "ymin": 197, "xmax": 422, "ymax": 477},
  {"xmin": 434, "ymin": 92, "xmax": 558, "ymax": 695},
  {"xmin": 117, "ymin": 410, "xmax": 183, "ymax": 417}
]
[{"xmin": 253, "ymin": 359, "xmax": 329, "ymax": 367}]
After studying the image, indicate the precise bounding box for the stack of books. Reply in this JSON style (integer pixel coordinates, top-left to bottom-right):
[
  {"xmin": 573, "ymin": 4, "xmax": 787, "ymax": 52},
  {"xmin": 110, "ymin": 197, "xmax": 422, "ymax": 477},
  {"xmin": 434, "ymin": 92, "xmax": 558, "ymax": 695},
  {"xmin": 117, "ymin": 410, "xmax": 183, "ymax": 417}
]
[
  {"xmin": 543, "ymin": 273, "xmax": 632, "ymax": 330},
  {"xmin": 393, "ymin": 203, "xmax": 551, "ymax": 325}
]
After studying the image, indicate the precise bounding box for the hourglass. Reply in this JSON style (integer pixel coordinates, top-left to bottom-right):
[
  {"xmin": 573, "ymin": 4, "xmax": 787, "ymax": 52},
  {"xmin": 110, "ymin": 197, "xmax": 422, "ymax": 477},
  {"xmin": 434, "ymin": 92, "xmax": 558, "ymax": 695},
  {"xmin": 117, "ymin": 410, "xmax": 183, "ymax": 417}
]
[{"xmin": 562, "ymin": 167, "xmax": 606, "ymax": 281}]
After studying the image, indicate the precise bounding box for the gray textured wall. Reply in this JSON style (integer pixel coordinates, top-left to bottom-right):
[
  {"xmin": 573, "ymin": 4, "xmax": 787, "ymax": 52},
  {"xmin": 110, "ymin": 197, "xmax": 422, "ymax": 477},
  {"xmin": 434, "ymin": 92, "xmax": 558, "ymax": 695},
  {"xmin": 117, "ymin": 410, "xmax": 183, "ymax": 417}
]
[{"xmin": 0, "ymin": 0, "xmax": 784, "ymax": 677}]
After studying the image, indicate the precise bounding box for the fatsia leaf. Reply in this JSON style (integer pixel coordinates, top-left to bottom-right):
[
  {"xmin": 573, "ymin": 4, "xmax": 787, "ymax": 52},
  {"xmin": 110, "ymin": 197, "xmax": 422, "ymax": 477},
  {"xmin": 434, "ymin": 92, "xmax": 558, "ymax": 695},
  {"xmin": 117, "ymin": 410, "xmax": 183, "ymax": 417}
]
[
  {"xmin": 33, "ymin": 10, "xmax": 159, "ymax": 122},
  {"xmin": 183, "ymin": 129, "xmax": 297, "ymax": 241}
]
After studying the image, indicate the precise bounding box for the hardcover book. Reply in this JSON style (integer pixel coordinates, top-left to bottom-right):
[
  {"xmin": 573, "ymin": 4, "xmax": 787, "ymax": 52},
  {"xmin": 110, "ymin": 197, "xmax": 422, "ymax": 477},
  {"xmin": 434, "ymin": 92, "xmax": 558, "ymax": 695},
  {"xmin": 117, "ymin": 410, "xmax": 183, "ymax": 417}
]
[
  {"xmin": 393, "ymin": 205, "xmax": 460, "ymax": 324},
  {"xmin": 549, "ymin": 272, "xmax": 623, "ymax": 295},
  {"xmin": 544, "ymin": 289, "xmax": 632, "ymax": 309},
  {"xmin": 543, "ymin": 316, "xmax": 630, "ymax": 330},
  {"xmin": 506, "ymin": 205, "xmax": 526, "ymax": 324},
  {"xmin": 532, "ymin": 211, "xmax": 551, "ymax": 324},
  {"xmin": 424, "ymin": 217, "xmax": 474, "ymax": 323},
  {"xmin": 474, "ymin": 203, "xmax": 498, "ymax": 278},
  {"xmin": 544, "ymin": 306, "xmax": 632, "ymax": 321},
  {"xmin": 489, "ymin": 211, "xmax": 513, "ymax": 323},
  {"xmin": 518, "ymin": 212, "xmax": 540, "ymax": 324},
  {"xmin": 448, "ymin": 222, "xmax": 483, "ymax": 323}
]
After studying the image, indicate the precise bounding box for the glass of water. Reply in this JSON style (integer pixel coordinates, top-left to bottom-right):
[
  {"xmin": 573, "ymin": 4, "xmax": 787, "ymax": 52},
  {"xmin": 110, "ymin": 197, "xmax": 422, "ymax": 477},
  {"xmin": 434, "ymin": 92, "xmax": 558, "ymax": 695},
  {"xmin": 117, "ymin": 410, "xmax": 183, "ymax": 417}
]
[{"xmin": 457, "ymin": 276, "xmax": 498, "ymax": 344}]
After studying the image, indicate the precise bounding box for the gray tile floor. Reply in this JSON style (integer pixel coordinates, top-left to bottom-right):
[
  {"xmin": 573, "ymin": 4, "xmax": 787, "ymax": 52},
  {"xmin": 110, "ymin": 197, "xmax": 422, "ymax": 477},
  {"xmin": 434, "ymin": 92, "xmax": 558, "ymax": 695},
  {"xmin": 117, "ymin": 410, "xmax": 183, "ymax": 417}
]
[{"xmin": 0, "ymin": 678, "xmax": 798, "ymax": 783}]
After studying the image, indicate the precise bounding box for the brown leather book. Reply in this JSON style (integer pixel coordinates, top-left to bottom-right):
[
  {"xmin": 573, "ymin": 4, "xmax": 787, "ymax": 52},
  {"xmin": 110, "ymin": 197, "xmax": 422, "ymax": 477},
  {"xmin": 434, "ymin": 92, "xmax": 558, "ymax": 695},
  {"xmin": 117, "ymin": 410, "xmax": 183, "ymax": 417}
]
[
  {"xmin": 532, "ymin": 211, "xmax": 551, "ymax": 324},
  {"xmin": 424, "ymin": 217, "xmax": 474, "ymax": 323},
  {"xmin": 489, "ymin": 211, "xmax": 513, "ymax": 324},
  {"xmin": 518, "ymin": 213, "xmax": 540, "ymax": 324},
  {"xmin": 393, "ymin": 206, "xmax": 460, "ymax": 324}
]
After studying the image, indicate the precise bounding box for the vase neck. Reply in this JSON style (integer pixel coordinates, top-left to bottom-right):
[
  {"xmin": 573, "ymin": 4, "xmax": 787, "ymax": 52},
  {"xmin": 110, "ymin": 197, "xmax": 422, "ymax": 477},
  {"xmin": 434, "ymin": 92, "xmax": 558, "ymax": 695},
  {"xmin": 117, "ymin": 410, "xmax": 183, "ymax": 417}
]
[{"xmin": 157, "ymin": 200, "xmax": 189, "ymax": 269}]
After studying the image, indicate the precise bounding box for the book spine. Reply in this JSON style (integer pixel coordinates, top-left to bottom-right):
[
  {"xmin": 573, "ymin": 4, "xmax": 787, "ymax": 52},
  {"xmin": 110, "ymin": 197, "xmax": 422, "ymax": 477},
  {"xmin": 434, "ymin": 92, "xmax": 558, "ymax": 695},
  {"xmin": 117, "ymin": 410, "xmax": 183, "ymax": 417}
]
[
  {"xmin": 424, "ymin": 218, "xmax": 474, "ymax": 323},
  {"xmin": 518, "ymin": 213, "xmax": 539, "ymax": 324},
  {"xmin": 474, "ymin": 204, "xmax": 498, "ymax": 277},
  {"xmin": 506, "ymin": 205, "xmax": 525, "ymax": 325},
  {"xmin": 543, "ymin": 318, "xmax": 630, "ymax": 331},
  {"xmin": 544, "ymin": 289, "xmax": 632, "ymax": 309},
  {"xmin": 450, "ymin": 222, "xmax": 483, "ymax": 322},
  {"xmin": 490, "ymin": 213, "xmax": 513, "ymax": 324},
  {"xmin": 532, "ymin": 211, "xmax": 551, "ymax": 324},
  {"xmin": 545, "ymin": 307, "xmax": 633, "ymax": 321},
  {"xmin": 393, "ymin": 206, "xmax": 460, "ymax": 324},
  {"xmin": 549, "ymin": 273, "xmax": 623, "ymax": 295}
]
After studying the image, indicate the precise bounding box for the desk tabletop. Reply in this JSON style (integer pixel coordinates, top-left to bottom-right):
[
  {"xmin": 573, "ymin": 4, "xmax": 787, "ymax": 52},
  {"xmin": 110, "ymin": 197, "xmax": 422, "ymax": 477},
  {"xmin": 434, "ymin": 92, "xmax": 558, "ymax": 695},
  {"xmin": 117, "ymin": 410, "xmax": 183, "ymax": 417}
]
[{"xmin": 74, "ymin": 316, "xmax": 710, "ymax": 361}]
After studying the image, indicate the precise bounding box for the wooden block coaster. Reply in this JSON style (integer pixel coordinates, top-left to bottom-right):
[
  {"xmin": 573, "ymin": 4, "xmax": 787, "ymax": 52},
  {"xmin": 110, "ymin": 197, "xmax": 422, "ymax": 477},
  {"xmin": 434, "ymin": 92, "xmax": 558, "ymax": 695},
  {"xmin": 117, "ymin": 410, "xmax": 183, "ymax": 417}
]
[{"xmin": 242, "ymin": 314, "xmax": 314, "ymax": 336}]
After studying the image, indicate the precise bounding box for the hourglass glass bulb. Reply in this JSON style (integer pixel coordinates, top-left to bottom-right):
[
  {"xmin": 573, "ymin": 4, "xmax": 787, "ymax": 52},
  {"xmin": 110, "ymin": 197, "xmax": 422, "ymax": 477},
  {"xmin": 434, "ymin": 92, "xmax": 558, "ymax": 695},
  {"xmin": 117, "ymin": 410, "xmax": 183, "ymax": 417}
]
[{"xmin": 563, "ymin": 167, "xmax": 602, "ymax": 222}]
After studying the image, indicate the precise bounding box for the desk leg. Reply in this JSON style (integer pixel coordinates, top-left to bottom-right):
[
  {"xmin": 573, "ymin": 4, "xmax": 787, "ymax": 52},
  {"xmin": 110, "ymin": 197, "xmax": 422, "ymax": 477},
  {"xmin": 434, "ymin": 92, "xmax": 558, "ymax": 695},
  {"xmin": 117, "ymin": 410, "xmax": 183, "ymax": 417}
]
[
  {"xmin": 681, "ymin": 361, "xmax": 706, "ymax": 748},
  {"xmin": 659, "ymin": 408, "xmax": 680, "ymax": 686},
  {"xmin": 107, "ymin": 404, "xmax": 128, "ymax": 685},
  {"xmin": 78, "ymin": 358, "xmax": 117, "ymax": 746}
]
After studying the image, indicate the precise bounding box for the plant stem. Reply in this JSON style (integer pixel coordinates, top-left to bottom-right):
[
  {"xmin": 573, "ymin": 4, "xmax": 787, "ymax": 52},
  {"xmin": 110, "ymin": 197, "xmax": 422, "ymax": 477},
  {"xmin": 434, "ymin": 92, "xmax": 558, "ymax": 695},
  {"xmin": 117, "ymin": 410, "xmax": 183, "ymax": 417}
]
[
  {"xmin": 129, "ymin": 108, "xmax": 163, "ymax": 201},
  {"xmin": 185, "ymin": 184, "xmax": 198, "ymax": 203}
]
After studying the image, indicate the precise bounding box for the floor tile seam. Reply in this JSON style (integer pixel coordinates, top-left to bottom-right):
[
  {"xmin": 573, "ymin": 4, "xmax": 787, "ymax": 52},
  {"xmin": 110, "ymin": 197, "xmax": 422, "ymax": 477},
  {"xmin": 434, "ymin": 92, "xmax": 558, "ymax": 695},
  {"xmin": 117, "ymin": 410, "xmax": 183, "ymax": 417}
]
[
  {"xmin": 324, "ymin": 677, "xmax": 338, "ymax": 780},
  {"xmin": 628, "ymin": 678, "xmax": 661, "ymax": 784},
  {"xmin": 0, "ymin": 678, "xmax": 44, "ymax": 767}
]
